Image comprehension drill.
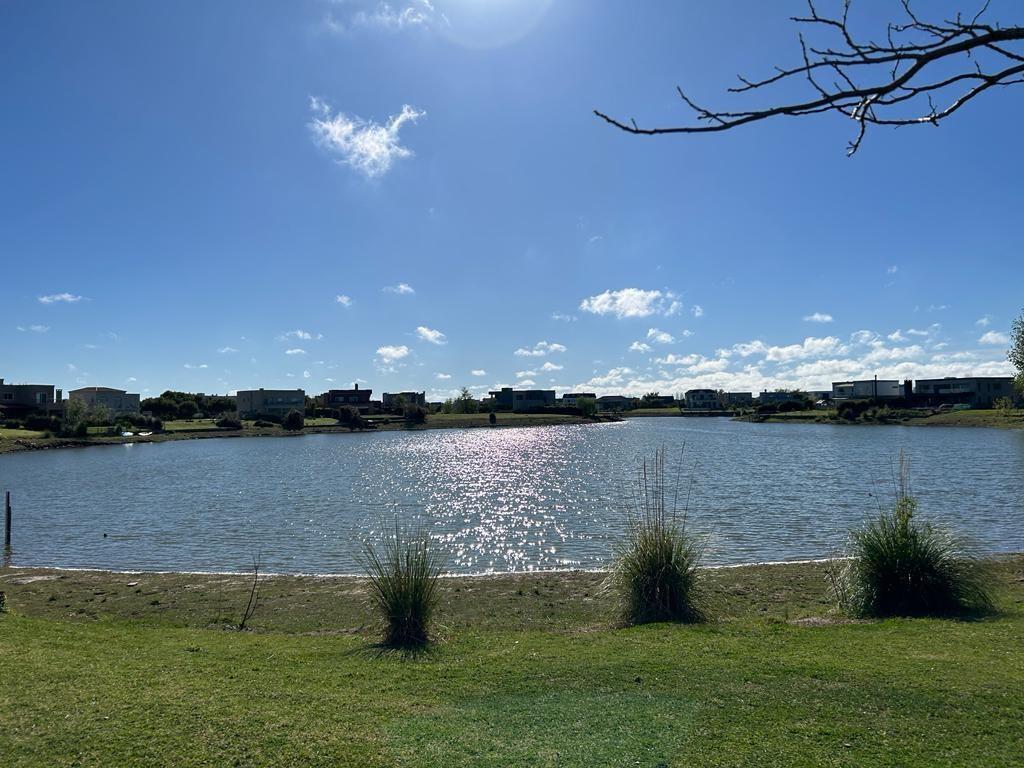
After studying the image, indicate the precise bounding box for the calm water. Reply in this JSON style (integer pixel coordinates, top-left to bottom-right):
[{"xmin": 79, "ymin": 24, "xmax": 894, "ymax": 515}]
[{"xmin": 1, "ymin": 418, "xmax": 1022, "ymax": 574}]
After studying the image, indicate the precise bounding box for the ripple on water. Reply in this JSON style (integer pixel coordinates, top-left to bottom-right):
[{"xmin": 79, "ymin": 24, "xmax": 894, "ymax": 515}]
[{"xmin": 0, "ymin": 419, "xmax": 1022, "ymax": 573}]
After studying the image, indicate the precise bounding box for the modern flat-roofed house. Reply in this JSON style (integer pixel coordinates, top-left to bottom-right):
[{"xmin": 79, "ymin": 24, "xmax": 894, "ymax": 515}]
[
  {"xmin": 561, "ymin": 392, "xmax": 597, "ymax": 407},
  {"xmin": 69, "ymin": 386, "xmax": 141, "ymax": 415},
  {"xmin": 831, "ymin": 379, "xmax": 902, "ymax": 400},
  {"xmin": 757, "ymin": 390, "xmax": 806, "ymax": 405},
  {"xmin": 914, "ymin": 376, "xmax": 1016, "ymax": 407},
  {"xmin": 721, "ymin": 392, "xmax": 753, "ymax": 407},
  {"xmin": 685, "ymin": 389, "xmax": 721, "ymax": 409},
  {"xmin": 236, "ymin": 388, "xmax": 305, "ymax": 418},
  {"xmin": 596, "ymin": 395, "xmax": 636, "ymax": 411},
  {"xmin": 488, "ymin": 387, "xmax": 556, "ymax": 412},
  {"xmin": 0, "ymin": 378, "xmax": 62, "ymax": 416},
  {"xmin": 322, "ymin": 384, "xmax": 373, "ymax": 414},
  {"xmin": 382, "ymin": 391, "xmax": 426, "ymax": 410}
]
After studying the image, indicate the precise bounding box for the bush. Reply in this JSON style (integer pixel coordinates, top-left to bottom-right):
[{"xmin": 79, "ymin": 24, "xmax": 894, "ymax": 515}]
[
  {"xmin": 216, "ymin": 413, "xmax": 243, "ymax": 430},
  {"xmin": 833, "ymin": 453, "xmax": 993, "ymax": 617},
  {"xmin": 253, "ymin": 420, "xmax": 276, "ymax": 428},
  {"xmin": 24, "ymin": 415, "xmax": 60, "ymax": 432},
  {"xmin": 361, "ymin": 520, "xmax": 444, "ymax": 649},
  {"xmin": 281, "ymin": 410, "xmax": 304, "ymax": 431},
  {"xmin": 403, "ymin": 405, "xmax": 427, "ymax": 424},
  {"xmin": 488, "ymin": 411, "xmax": 497, "ymax": 425},
  {"xmin": 609, "ymin": 448, "xmax": 705, "ymax": 625}
]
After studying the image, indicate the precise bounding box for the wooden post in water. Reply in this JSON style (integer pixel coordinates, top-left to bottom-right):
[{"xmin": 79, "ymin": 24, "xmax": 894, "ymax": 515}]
[{"xmin": 4, "ymin": 491, "xmax": 10, "ymax": 550}]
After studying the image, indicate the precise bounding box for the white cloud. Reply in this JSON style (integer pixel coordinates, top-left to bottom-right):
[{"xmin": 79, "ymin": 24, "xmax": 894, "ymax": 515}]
[
  {"xmin": 551, "ymin": 312, "xmax": 577, "ymax": 322},
  {"xmin": 471, "ymin": 369, "xmax": 487, "ymax": 376},
  {"xmin": 303, "ymin": 370, "xmax": 311, "ymax": 379},
  {"xmin": 540, "ymin": 361, "xmax": 563, "ymax": 372},
  {"xmin": 516, "ymin": 370, "xmax": 536, "ymax": 378},
  {"xmin": 336, "ymin": 294, "xmax": 353, "ymax": 307},
  {"xmin": 38, "ymin": 292, "xmax": 83, "ymax": 304},
  {"xmin": 579, "ymin": 288, "xmax": 680, "ymax": 319},
  {"xmin": 415, "ymin": 326, "xmax": 446, "ymax": 345},
  {"xmin": 280, "ymin": 329, "xmax": 314, "ymax": 341},
  {"xmin": 803, "ymin": 312, "xmax": 833, "ymax": 323},
  {"xmin": 435, "ymin": 372, "xmax": 451, "ymax": 380},
  {"xmin": 184, "ymin": 363, "xmax": 208, "ymax": 370},
  {"xmin": 327, "ymin": 1, "xmax": 437, "ymax": 33},
  {"xmin": 979, "ymin": 331, "xmax": 1009, "ymax": 345},
  {"xmin": 309, "ymin": 98, "xmax": 425, "ymax": 178},
  {"xmin": 629, "ymin": 341, "xmax": 652, "ymax": 353},
  {"xmin": 514, "ymin": 340, "xmax": 567, "ymax": 357},
  {"xmin": 655, "ymin": 353, "xmax": 701, "ymax": 366},
  {"xmin": 517, "ymin": 379, "xmax": 537, "ymax": 387},
  {"xmin": 887, "ymin": 265, "xmax": 899, "ymax": 274},
  {"xmin": 285, "ymin": 348, "xmax": 306, "ymax": 356},
  {"xmin": 691, "ymin": 305, "xmax": 704, "ymax": 318},
  {"xmin": 887, "ymin": 331, "xmax": 906, "ymax": 342},
  {"xmin": 975, "ymin": 315, "xmax": 992, "ymax": 327},
  {"xmin": 646, "ymin": 328, "xmax": 675, "ymax": 345},
  {"xmin": 17, "ymin": 324, "xmax": 49, "ymax": 333},
  {"xmin": 383, "ymin": 283, "xmax": 415, "ymax": 295},
  {"xmin": 126, "ymin": 377, "xmax": 137, "ymax": 383},
  {"xmin": 376, "ymin": 345, "xmax": 410, "ymax": 363},
  {"xmin": 218, "ymin": 346, "xmax": 238, "ymax": 354}
]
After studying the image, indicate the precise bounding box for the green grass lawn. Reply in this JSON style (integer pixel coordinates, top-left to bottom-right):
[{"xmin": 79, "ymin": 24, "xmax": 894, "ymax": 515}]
[
  {"xmin": 160, "ymin": 419, "xmax": 223, "ymax": 432},
  {"xmin": 0, "ymin": 427, "xmax": 47, "ymax": 439},
  {"xmin": 2, "ymin": 557, "xmax": 1022, "ymax": 766}
]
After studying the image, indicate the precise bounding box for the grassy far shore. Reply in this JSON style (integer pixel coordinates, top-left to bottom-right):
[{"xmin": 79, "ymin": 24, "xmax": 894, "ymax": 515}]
[
  {"xmin": 623, "ymin": 407, "xmax": 1024, "ymax": 429},
  {"xmin": 0, "ymin": 412, "xmax": 599, "ymax": 455},
  {"xmin": 1, "ymin": 556, "xmax": 1023, "ymax": 766}
]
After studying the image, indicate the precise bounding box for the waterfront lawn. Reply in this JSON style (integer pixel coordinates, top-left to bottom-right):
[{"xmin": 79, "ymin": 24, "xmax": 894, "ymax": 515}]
[
  {"xmin": 161, "ymin": 419, "xmax": 223, "ymax": 432},
  {"xmin": 2, "ymin": 557, "xmax": 1023, "ymax": 767},
  {"xmin": 0, "ymin": 427, "xmax": 47, "ymax": 439}
]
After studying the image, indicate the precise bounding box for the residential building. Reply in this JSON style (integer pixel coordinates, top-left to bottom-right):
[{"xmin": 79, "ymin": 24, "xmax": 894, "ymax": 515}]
[
  {"xmin": 721, "ymin": 392, "xmax": 753, "ymax": 407},
  {"xmin": 236, "ymin": 389, "xmax": 305, "ymax": 418},
  {"xmin": 69, "ymin": 386, "xmax": 140, "ymax": 415},
  {"xmin": 685, "ymin": 389, "xmax": 721, "ymax": 409},
  {"xmin": 757, "ymin": 390, "xmax": 808, "ymax": 405},
  {"xmin": 561, "ymin": 392, "xmax": 596, "ymax": 407},
  {"xmin": 913, "ymin": 376, "xmax": 1016, "ymax": 407},
  {"xmin": 831, "ymin": 379, "xmax": 902, "ymax": 400},
  {"xmin": 0, "ymin": 378, "xmax": 62, "ymax": 416},
  {"xmin": 322, "ymin": 384, "xmax": 373, "ymax": 414},
  {"xmin": 642, "ymin": 394, "xmax": 677, "ymax": 408},
  {"xmin": 596, "ymin": 395, "xmax": 637, "ymax": 411},
  {"xmin": 382, "ymin": 391, "xmax": 426, "ymax": 410},
  {"xmin": 488, "ymin": 387, "xmax": 556, "ymax": 412}
]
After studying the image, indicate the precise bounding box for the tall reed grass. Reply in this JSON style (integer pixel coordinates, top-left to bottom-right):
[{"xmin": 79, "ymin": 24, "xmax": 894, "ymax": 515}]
[
  {"xmin": 362, "ymin": 519, "xmax": 444, "ymax": 648},
  {"xmin": 609, "ymin": 448, "xmax": 705, "ymax": 625},
  {"xmin": 834, "ymin": 452, "xmax": 993, "ymax": 617}
]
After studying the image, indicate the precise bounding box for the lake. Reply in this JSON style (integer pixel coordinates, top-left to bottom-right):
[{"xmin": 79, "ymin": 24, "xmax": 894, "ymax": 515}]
[{"xmin": 1, "ymin": 418, "xmax": 1022, "ymax": 574}]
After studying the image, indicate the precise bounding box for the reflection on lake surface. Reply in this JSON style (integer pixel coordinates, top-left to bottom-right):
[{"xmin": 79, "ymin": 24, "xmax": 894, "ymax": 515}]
[{"xmin": 1, "ymin": 418, "xmax": 1022, "ymax": 573}]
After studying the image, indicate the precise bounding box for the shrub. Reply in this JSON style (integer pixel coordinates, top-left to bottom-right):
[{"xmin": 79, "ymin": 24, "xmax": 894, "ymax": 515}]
[
  {"xmin": 488, "ymin": 411, "xmax": 497, "ymax": 425},
  {"xmin": 25, "ymin": 415, "xmax": 60, "ymax": 432},
  {"xmin": 216, "ymin": 413, "xmax": 243, "ymax": 430},
  {"xmin": 361, "ymin": 521, "xmax": 444, "ymax": 648},
  {"xmin": 833, "ymin": 453, "xmax": 993, "ymax": 618},
  {"xmin": 282, "ymin": 410, "xmax": 304, "ymax": 431},
  {"xmin": 253, "ymin": 420, "xmax": 276, "ymax": 428},
  {"xmin": 403, "ymin": 405, "xmax": 427, "ymax": 424},
  {"xmin": 609, "ymin": 448, "xmax": 705, "ymax": 625}
]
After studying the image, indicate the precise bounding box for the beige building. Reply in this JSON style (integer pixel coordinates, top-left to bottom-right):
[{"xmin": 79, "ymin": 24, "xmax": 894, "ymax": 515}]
[
  {"xmin": 236, "ymin": 389, "xmax": 306, "ymax": 418},
  {"xmin": 69, "ymin": 386, "xmax": 141, "ymax": 415}
]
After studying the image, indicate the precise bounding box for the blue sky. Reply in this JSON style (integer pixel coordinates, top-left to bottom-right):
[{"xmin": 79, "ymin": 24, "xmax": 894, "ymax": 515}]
[{"xmin": 2, "ymin": 0, "xmax": 1021, "ymax": 400}]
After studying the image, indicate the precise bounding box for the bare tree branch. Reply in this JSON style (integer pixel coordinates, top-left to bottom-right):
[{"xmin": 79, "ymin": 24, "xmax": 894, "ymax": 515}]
[{"xmin": 594, "ymin": 1, "xmax": 1024, "ymax": 154}]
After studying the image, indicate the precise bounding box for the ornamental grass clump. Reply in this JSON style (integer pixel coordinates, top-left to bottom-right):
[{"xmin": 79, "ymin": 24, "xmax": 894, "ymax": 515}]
[
  {"xmin": 362, "ymin": 520, "xmax": 444, "ymax": 649},
  {"xmin": 835, "ymin": 452, "xmax": 993, "ymax": 618},
  {"xmin": 610, "ymin": 448, "xmax": 706, "ymax": 625}
]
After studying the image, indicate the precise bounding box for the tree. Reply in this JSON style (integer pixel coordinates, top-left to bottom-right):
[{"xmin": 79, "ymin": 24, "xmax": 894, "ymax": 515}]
[
  {"xmin": 453, "ymin": 387, "xmax": 478, "ymax": 414},
  {"xmin": 577, "ymin": 397, "xmax": 598, "ymax": 418},
  {"xmin": 282, "ymin": 410, "xmax": 304, "ymax": 431},
  {"xmin": 1010, "ymin": 309, "xmax": 1024, "ymax": 395},
  {"xmin": 177, "ymin": 400, "xmax": 199, "ymax": 419},
  {"xmin": 595, "ymin": 2, "xmax": 1024, "ymax": 155}
]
